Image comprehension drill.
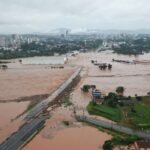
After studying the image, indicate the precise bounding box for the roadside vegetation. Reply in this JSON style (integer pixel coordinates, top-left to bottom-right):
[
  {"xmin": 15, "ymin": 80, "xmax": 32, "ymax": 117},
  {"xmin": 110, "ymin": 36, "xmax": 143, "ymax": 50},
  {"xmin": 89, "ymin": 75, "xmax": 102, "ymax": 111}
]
[
  {"xmin": 103, "ymin": 135, "xmax": 139, "ymax": 150},
  {"xmin": 87, "ymin": 86, "xmax": 150, "ymax": 129},
  {"xmin": 82, "ymin": 117, "xmax": 140, "ymax": 150},
  {"xmin": 87, "ymin": 101, "xmax": 121, "ymax": 121},
  {"xmin": 63, "ymin": 95, "xmax": 73, "ymax": 107}
]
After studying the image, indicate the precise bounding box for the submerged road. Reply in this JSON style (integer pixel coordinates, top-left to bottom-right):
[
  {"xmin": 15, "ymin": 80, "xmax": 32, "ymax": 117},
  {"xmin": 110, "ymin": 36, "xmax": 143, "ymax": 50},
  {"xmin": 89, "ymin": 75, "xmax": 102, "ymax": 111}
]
[
  {"xmin": 0, "ymin": 67, "xmax": 82, "ymax": 150},
  {"xmin": 25, "ymin": 66, "xmax": 82, "ymax": 120},
  {"xmin": 76, "ymin": 115, "xmax": 150, "ymax": 140}
]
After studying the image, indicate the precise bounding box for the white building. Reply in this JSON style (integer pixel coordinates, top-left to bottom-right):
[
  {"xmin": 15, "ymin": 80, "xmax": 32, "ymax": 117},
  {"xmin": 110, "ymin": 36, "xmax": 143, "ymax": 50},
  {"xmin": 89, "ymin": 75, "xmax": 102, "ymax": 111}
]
[{"xmin": 22, "ymin": 56, "xmax": 67, "ymax": 65}]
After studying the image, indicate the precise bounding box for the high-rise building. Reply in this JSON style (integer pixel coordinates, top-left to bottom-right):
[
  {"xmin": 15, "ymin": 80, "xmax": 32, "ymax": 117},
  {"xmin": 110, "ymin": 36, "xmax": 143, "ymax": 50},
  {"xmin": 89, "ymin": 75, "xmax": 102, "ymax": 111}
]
[{"xmin": 0, "ymin": 37, "xmax": 6, "ymax": 47}]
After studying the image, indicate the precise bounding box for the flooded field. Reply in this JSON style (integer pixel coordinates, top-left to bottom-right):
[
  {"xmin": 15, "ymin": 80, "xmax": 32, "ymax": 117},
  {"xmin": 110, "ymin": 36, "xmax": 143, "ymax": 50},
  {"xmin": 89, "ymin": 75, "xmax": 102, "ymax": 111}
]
[
  {"xmin": 0, "ymin": 102, "xmax": 29, "ymax": 129},
  {"xmin": 0, "ymin": 60, "xmax": 75, "ymax": 143},
  {"xmin": 24, "ymin": 52, "xmax": 150, "ymax": 150},
  {"xmin": 0, "ymin": 101, "xmax": 29, "ymax": 142},
  {"xmin": 69, "ymin": 52, "xmax": 150, "ymax": 96},
  {"xmin": 25, "ymin": 125, "xmax": 111, "ymax": 150},
  {"xmin": 0, "ymin": 64, "xmax": 74, "ymax": 101},
  {"xmin": 1, "ymin": 52, "xmax": 150, "ymax": 149}
]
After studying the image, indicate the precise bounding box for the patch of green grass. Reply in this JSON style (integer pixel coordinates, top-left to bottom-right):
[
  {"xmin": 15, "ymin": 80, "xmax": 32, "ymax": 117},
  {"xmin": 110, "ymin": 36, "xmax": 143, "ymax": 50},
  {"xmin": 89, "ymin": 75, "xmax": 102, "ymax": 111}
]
[
  {"xmin": 128, "ymin": 103, "xmax": 150, "ymax": 128},
  {"xmin": 87, "ymin": 101, "xmax": 122, "ymax": 121},
  {"xmin": 87, "ymin": 96, "xmax": 150, "ymax": 129}
]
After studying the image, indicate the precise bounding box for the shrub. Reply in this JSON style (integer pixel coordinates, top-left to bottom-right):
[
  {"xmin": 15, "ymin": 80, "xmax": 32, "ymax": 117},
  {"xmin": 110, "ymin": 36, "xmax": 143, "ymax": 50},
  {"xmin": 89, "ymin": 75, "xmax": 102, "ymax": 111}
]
[
  {"xmin": 116, "ymin": 86, "xmax": 125, "ymax": 95},
  {"xmin": 81, "ymin": 85, "xmax": 91, "ymax": 92},
  {"xmin": 103, "ymin": 135, "xmax": 139, "ymax": 150},
  {"xmin": 103, "ymin": 140, "xmax": 114, "ymax": 150}
]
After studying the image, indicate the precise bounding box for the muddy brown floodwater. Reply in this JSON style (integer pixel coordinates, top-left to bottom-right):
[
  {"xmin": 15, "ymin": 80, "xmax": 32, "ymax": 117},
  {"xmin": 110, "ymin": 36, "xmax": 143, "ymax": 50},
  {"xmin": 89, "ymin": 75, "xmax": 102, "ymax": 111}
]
[
  {"xmin": 25, "ymin": 100, "xmax": 111, "ymax": 150},
  {"xmin": 25, "ymin": 125, "xmax": 111, "ymax": 150},
  {"xmin": 1, "ymin": 52, "xmax": 150, "ymax": 149},
  {"xmin": 0, "ymin": 64, "xmax": 74, "ymax": 101},
  {"xmin": 69, "ymin": 52, "xmax": 150, "ymax": 96},
  {"xmin": 25, "ymin": 52, "xmax": 150, "ymax": 150},
  {"xmin": 0, "ymin": 101, "xmax": 29, "ymax": 142},
  {"xmin": 0, "ymin": 61, "xmax": 75, "ymax": 143}
]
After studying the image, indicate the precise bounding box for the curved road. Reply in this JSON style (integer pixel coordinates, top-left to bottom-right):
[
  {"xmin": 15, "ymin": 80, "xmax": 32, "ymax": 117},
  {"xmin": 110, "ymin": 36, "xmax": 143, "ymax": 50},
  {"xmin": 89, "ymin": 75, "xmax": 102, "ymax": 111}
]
[{"xmin": 76, "ymin": 115, "xmax": 150, "ymax": 140}]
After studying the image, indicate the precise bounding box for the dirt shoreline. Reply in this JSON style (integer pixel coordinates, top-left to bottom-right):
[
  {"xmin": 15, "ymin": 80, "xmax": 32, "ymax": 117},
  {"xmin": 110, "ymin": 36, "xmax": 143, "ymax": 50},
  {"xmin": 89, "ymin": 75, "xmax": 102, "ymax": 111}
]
[{"xmin": 0, "ymin": 94, "xmax": 50, "ymax": 103}]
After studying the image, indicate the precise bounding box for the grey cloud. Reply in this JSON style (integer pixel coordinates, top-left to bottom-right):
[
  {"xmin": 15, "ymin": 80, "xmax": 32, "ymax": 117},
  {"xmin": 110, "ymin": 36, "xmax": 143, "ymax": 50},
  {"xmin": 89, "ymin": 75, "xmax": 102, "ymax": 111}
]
[{"xmin": 0, "ymin": 0, "xmax": 150, "ymax": 33}]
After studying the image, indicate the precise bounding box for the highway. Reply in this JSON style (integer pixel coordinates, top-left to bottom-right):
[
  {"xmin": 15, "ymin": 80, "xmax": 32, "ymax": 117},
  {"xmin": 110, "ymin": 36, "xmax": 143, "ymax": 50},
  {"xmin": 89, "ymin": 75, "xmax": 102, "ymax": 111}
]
[
  {"xmin": 0, "ymin": 67, "xmax": 82, "ymax": 150},
  {"xmin": 0, "ymin": 116, "xmax": 49, "ymax": 150},
  {"xmin": 25, "ymin": 67, "xmax": 82, "ymax": 120}
]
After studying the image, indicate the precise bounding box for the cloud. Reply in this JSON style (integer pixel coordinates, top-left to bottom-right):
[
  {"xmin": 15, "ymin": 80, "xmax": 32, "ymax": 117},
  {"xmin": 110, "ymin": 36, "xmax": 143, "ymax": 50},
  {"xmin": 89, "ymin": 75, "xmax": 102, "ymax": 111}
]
[{"xmin": 0, "ymin": 0, "xmax": 150, "ymax": 33}]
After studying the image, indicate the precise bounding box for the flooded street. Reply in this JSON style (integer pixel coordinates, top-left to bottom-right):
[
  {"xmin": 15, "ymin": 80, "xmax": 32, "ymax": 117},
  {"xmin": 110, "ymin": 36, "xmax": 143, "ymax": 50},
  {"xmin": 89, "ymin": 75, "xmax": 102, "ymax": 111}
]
[{"xmin": 1, "ymin": 52, "xmax": 150, "ymax": 149}]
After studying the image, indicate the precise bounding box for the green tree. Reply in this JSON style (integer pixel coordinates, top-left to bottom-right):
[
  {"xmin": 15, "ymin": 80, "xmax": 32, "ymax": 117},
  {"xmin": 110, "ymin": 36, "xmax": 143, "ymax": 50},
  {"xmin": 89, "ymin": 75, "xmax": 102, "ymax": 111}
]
[
  {"xmin": 81, "ymin": 85, "xmax": 91, "ymax": 92},
  {"xmin": 116, "ymin": 86, "xmax": 125, "ymax": 96},
  {"xmin": 103, "ymin": 140, "xmax": 114, "ymax": 150}
]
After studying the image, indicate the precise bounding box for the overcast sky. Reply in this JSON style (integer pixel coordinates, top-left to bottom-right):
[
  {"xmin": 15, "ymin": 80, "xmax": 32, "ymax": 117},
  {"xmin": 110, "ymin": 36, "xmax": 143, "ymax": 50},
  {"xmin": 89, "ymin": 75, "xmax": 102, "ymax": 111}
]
[{"xmin": 0, "ymin": 0, "xmax": 150, "ymax": 33}]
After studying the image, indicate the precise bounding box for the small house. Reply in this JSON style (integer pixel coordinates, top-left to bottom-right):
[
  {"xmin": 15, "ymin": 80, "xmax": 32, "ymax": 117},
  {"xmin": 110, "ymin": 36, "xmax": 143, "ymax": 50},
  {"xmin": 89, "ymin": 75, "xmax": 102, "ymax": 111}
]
[{"xmin": 92, "ymin": 89, "xmax": 104, "ymax": 103}]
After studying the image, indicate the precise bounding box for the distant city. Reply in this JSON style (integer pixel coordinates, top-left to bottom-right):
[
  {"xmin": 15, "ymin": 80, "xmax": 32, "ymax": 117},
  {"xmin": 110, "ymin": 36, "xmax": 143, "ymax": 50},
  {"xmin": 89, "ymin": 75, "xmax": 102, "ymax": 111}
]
[{"xmin": 0, "ymin": 29, "xmax": 150, "ymax": 59}]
